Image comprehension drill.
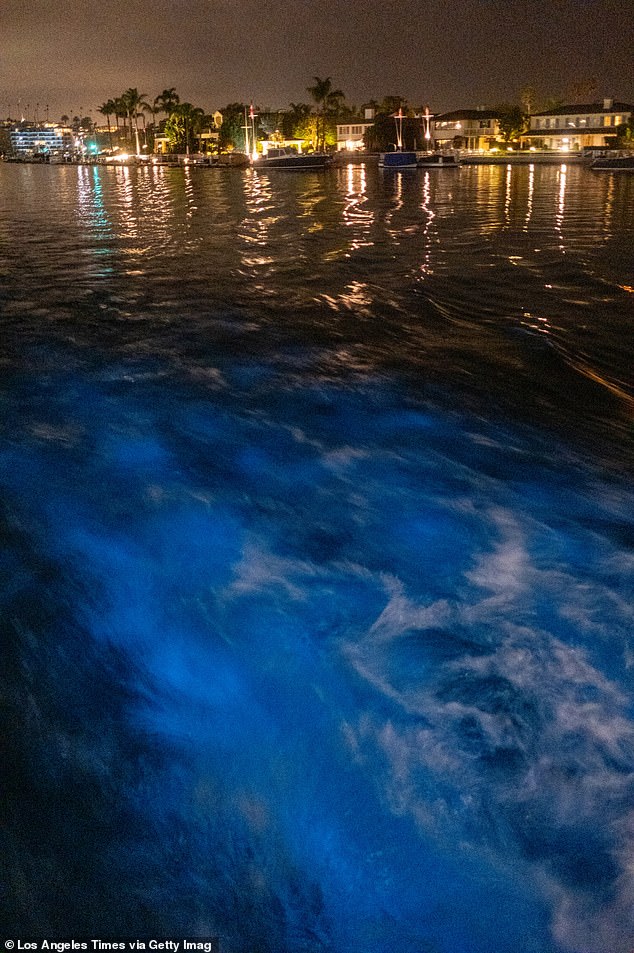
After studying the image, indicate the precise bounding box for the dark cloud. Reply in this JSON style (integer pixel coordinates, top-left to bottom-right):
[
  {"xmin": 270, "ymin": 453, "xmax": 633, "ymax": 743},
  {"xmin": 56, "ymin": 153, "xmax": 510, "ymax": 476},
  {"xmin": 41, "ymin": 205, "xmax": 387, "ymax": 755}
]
[{"xmin": 2, "ymin": 0, "xmax": 632, "ymax": 120}]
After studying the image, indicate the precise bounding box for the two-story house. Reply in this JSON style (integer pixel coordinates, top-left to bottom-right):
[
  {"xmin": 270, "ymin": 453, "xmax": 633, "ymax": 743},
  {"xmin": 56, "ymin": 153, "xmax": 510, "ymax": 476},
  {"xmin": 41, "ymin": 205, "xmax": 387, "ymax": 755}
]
[
  {"xmin": 432, "ymin": 108, "xmax": 500, "ymax": 151},
  {"xmin": 336, "ymin": 108, "xmax": 376, "ymax": 151},
  {"xmin": 524, "ymin": 98, "xmax": 633, "ymax": 150}
]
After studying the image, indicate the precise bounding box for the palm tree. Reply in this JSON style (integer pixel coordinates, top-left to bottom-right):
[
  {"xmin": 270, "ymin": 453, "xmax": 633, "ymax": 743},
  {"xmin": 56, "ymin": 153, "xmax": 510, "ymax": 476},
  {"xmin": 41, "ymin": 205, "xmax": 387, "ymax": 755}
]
[
  {"xmin": 165, "ymin": 102, "xmax": 206, "ymax": 154},
  {"xmin": 97, "ymin": 99, "xmax": 116, "ymax": 152},
  {"xmin": 154, "ymin": 87, "xmax": 180, "ymax": 120},
  {"xmin": 121, "ymin": 87, "xmax": 150, "ymax": 154},
  {"xmin": 113, "ymin": 96, "xmax": 127, "ymax": 140},
  {"xmin": 307, "ymin": 76, "xmax": 344, "ymax": 150},
  {"xmin": 142, "ymin": 101, "xmax": 161, "ymax": 150},
  {"xmin": 180, "ymin": 102, "xmax": 206, "ymax": 155}
]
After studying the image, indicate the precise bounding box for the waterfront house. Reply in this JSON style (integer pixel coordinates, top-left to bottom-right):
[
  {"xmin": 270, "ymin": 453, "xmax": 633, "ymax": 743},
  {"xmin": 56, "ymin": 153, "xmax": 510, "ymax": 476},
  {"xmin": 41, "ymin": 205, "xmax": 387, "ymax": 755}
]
[
  {"xmin": 336, "ymin": 108, "xmax": 376, "ymax": 151},
  {"xmin": 524, "ymin": 98, "xmax": 633, "ymax": 151},
  {"xmin": 432, "ymin": 108, "xmax": 500, "ymax": 151}
]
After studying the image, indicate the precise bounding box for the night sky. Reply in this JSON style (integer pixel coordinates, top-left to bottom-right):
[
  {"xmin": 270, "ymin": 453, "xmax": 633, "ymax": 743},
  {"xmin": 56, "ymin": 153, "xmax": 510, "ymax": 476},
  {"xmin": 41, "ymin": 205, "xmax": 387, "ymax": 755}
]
[{"xmin": 3, "ymin": 0, "xmax": 634, "ymax": 122}]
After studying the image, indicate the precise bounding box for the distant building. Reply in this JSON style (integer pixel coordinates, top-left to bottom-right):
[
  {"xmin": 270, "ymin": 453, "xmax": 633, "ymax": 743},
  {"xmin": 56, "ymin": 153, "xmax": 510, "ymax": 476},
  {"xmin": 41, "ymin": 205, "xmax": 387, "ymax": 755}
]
[
  {"xmin": 9, "ymin": 123, "xmax": 74, "ymax": 157},
  {"xmin": 524, "ymin": 98, "xmax": 633, "ymax": 150},
  {"xmin": 432, "ymin": 108, "xmax": 500, "ymax": 151}
]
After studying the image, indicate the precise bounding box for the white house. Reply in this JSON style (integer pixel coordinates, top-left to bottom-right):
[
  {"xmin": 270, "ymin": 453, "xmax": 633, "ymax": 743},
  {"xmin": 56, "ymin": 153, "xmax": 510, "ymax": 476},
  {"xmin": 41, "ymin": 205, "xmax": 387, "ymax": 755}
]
[
  {"xmin": 524, "ymin": 98, "xmax": 633, "ymax": 151},
  {"xmin": 336, "ymin": 108, "xmax": 376, "ymax": 151}
]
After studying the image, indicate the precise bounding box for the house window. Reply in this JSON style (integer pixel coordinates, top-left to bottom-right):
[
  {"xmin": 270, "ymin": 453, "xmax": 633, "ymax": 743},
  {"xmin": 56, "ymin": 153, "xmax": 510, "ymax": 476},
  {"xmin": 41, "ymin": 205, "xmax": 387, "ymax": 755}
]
[
  {"xmin": 604, "ymin": 116, "xmax": 612, "ymax": 126},
  {"xmin": 614, "ymin": 116, "xmax": 622, "ymax": 125}
]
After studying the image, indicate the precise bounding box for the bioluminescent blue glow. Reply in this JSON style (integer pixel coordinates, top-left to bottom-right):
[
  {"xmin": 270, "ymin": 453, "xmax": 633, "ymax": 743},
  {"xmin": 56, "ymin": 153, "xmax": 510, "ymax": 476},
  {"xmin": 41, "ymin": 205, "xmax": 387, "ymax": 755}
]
[{"xmin": 3, "ymin": 359, "xmax": 632, "ymax": 953}]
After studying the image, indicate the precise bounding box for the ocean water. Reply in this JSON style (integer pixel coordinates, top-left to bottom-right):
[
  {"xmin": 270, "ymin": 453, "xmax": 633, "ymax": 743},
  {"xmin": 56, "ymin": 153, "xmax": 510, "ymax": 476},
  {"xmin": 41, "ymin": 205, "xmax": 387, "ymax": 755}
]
[{"xmin": 1, "ymin": 161, "xmax": 633, "ymax": 953}]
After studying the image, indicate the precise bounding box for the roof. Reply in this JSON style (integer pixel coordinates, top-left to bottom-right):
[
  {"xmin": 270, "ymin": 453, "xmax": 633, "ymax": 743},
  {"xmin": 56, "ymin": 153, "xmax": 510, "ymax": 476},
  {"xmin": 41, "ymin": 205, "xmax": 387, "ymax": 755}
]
[
  {"xmin": 524, "ymin": 126, "xmax": 622, "ymax": 137},
  {"xmin": 434, "ymin": 109, "xmax": 500, "ymax": 121},
  {"xmin": 533, "ymin": 101, "xmax": 633, "ymax": 116}
]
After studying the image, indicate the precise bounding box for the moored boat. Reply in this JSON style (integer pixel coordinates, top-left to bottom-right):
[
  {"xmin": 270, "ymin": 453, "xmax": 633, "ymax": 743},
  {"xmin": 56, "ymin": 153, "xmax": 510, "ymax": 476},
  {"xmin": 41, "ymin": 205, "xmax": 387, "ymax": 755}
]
[
  {"xmin": 256, "ymin": 148, "xmax": 332, "ymax": 170},
  {"xmin": 590, "ymin": 152, "xmax": 634, "ymax": 171},
  {"xmin": 379, "ymin": 150, "xmax": 418, "ymax": 169},
  {"xmin": 417, "ymin": 151, "xmax": 460, "ymax": 168}
]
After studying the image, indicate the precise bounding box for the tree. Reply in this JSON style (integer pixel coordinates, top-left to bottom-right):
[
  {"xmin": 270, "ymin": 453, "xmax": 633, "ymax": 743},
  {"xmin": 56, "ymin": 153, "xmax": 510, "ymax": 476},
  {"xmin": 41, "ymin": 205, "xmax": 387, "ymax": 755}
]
[
  {"xmin": 379, "ymin": 94, "xmax": 409, "ymax": 115},
  {"xmin": 307, "ymin": 76, "xmax": 345, "ymax": 150},
  {"xmin": 520, "ymin": 86, "xmax": 538, "ymax": 116},
  {"xmin": 97, "ymin": 99, "xmax": 116, "ymax": 152},
  {"xmin": 616, "ymin": 119, "xmax": 634, "ymax": 149},
  {"xmin": 154, "ymin": 88, "xmax": 180, "ymax": 121},
  {"xmin": 293, "ymin": 115, "xmax": 319, "ymax": 151},
  {"xmin": 113, "ymin": 96, "xmax": 128, "ymax": 139},
  {"xmin": 121, "ymin": 88, "xmax": 150, "ymax": 153},
  {"xmin": 364, "ymin": 112, "xmax": 421, "ymax": 152},
  {"xmin": 165, "ymin": 102, "xmax": 208, "ymax": 154},
  {"xmin": 496, "ymin": 104, "xmax": 528, "ymax": 145},
  {"xmin": 142, "ymin": 101, "xmax": 161, "ymax": 150},
  {"xmin": 282, "ymin": 102, "xmax": 312, "ymax": 138},
  {"xmin": 218, "ymin": 103, "xmax": 249, "ymax": 152}
]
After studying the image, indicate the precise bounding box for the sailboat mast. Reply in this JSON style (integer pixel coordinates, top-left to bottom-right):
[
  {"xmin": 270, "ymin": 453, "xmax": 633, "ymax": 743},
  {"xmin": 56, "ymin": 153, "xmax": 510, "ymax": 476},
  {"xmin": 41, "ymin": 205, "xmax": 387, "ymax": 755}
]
[
  {"xmin": 395, "ymin": 108, "xmax": 403, "ymax": 151},
  {"xmin": 243, "ymin": 106, "xmax": 250, "ymax": 156},
  {"xmin": 249, "ymin": 103, "xmax": 258, "ymax": 160}
]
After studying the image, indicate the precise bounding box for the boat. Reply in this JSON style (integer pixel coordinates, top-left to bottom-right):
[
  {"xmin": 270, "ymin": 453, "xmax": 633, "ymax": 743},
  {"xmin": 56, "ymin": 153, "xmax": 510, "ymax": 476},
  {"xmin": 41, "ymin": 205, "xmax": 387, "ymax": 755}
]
[
  {"xmin": 590, "ymin": 152, "xmax": 634, "ymax": 172},
  {"xmin": 256, "ymin": 148, "xmax": 332, "ymax": 170},
  {"xmin": 417, "ymin": 151, "xmax": 460, "ymax": 168},
  {"xmin": 379, "ymin": 108, "xmax": 418, "ymax": 169},
  {"xmin": 379, "ymin": 150, "xmax": 418, "ymax": 169},
  {"xmin": 213, "ymin": 152, "xmax": 250, "ymax": 168}
]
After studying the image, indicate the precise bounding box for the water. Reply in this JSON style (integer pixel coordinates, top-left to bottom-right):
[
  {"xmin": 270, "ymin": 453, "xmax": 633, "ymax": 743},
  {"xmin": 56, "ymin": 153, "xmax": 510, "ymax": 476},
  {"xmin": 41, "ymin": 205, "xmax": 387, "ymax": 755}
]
[{"xmin": 1, "ymin": 161, "xmax": 633, "ymax": 953}]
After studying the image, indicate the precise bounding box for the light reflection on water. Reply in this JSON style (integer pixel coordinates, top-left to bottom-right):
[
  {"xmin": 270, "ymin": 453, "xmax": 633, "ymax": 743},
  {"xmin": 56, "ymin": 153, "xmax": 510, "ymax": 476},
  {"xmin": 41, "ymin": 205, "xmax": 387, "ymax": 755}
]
[{"xmin": 0, "ymin": 161, "xmax": 633, "ymax": 952}]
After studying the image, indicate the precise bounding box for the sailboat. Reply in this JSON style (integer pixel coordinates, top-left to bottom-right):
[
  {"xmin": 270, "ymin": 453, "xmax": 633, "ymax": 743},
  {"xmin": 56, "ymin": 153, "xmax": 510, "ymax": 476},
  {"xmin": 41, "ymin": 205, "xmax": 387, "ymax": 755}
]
[{"xmin": 379, "ymin": 108, "xmax": 418, "ymax": 169}]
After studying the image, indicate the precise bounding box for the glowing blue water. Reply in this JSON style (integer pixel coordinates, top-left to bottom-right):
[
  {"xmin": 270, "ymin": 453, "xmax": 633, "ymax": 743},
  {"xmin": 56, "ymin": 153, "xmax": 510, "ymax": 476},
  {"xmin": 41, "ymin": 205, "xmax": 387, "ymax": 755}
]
[{"xmin": 1, "ymin": 163, "xmax": 633, "ymax": 952}]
